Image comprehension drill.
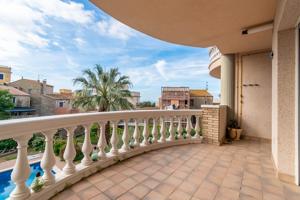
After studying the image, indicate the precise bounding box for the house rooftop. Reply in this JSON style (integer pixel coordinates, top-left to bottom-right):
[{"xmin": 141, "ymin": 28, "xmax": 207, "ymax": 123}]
[
  {"xmin": 190, "ymin": 89, "xmax": 213, "ymax": 97},
  {"xmin": 0, "ymin": 85, "xmax": 29, "ymax": 96},
  {"xmin": 9, "ymin": 78, "xmax": 53, "ymax": 87},
  {"xmin": 46, "ymin": 93, "xmax": 73, "ymax": 100}
]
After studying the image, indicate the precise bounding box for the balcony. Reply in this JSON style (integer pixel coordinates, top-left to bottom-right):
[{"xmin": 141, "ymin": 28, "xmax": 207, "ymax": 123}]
[
  {"xmin": 208, "ymin": 47, "xmax": 221, "ymax": 79},
  {"xmin": 0, "ymin": 108, "xmax": 214, "ymax": 200}
]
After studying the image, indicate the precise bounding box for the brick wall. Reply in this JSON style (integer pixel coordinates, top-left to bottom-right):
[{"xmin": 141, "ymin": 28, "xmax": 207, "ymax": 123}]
[{"xmin": 201, "ymin": 105, "xmax": 227, "ymax": 145}]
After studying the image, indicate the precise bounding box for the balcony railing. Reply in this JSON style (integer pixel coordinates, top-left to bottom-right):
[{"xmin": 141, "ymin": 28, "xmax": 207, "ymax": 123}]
[
  {"xmin": 0, "ymin": 109, "xmax": 203, "ymax": 200},
  {"xmin": 208, "ymin": 46, "xmax": 221, "ymax": 64}
]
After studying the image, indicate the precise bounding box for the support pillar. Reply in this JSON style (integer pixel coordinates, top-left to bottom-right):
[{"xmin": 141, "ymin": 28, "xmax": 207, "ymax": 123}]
[{"xmin": 220, "ymin": 54, "xmax": 235, "ymax": 121}]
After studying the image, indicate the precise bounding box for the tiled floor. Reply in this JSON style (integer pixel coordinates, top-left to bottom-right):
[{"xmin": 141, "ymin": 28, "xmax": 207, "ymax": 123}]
[{"xmin": 51, "ymin": 140, "xmax": 300, "ymax": 200}]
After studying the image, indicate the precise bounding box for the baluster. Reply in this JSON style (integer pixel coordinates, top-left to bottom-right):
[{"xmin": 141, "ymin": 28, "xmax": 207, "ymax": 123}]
[
  {"xmin": 109, "ymin": 121, "xmax": 119, "ymax": 156},
  {"xmin": 97, "ymin": 121, "xmax": 107, "ymax": 159},
  {"xmin": 63, "ymin": 127, "xmax": 76, "ymax": 175},
  {"xmin": 193, "ymin": 115, "xmax": 201, "ymax": 139},
  {"xmin": 81, "ymin": 124, "xmax": 93, "ymax": 166},
  {"xmin": 177, "ymin": 116, "xmax": 183, "ymax": 139},
  {"xmin": 152, "ymin": 118, "xmax": 158, "ymax": 143},
  {"xmin": 141, "ymin": 118, "xmax": 149, "ymax": 146},
  {"xmin": 167, "ymin": 117, "xmax": 175, "ymax": 141},
  {"xmin": 186, "ymin": 116, "xmax": 192, "ymax": 139},
  {"xmin": 159, "ymin": 117, "xmax": 166, "ymax": 143},
  {"xmin": 133, "ymin": 119, "xmax": 140, "ymax": 147},
  {"xmin": 10, "ymin": 135, "xmax": 31, "ymax": 200},
  {"xmin": 41, "ymin": 130, "xmax": 56, "ymax": 185},
  {"xmin": 121, "ymin": 119, "xmax": 130, "ymax": 152}
]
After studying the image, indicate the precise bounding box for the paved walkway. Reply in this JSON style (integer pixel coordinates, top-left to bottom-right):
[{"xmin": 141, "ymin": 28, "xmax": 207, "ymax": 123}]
[{"xmin": 51, "ymin": 140, "xmax": 300, "ymax": 200}]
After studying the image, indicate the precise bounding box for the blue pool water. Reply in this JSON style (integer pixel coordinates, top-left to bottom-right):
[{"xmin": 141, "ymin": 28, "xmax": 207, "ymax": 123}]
[{"xmin": 0, "ymin": 162, "xmax": 51, "ymax": 200}]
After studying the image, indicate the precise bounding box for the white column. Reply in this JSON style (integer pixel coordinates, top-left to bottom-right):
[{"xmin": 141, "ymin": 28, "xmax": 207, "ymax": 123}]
[
  {"xmin": 109, "ymin": 121, "xmax": 119, "ymax": 156},
  {"xmin": 177, "ymin": 116, "xmax": 183, "ymax": 139},
  {"xmin": 141, "ymin": 118, "xmax": 149, "ymax": 146},
  {"xmin": 81, "ymin": 124, "xmax": 93, "ymax": 166},
  {"xmin": 121, "ymin": 120, "xmax": 130, "ymax": 152},
  {"xmin": 159, "ymin": 117, "xmax": 166, "ymax": 143},
  {"xmin": 186, "ymin": 116, "xmax": 192, "ymax": 139},
  {"xmin": 152, "ymin": 118, "xmax": 158, "ymax": 143},
  {"xmin": 41, "ymin": 130, "xmax": 56, "ymax": 185},
  {"xmin": 193, "ymin": 115, "xmax": 201, "ymax": 139},
  {"xmin": 63, "ymin": 127, "xmax": 76, "ymax": 175},
  {"xmin": 167, "ymin": 117, "xmax": 175, "ymax": 141},
  {"xmin": 97, "ymin": 121, "xmax": 107, "ymax": 159},
  {"xmin": 133, "ymin": 119, "xmax": 140, "ymax": 147},
  {"xmin": 10, "ymin": 135, "xmax": 31, "ymax": 200},
  {"xmin": 220, "ymin": 54, "xmax": 234, "ymax": 120}
]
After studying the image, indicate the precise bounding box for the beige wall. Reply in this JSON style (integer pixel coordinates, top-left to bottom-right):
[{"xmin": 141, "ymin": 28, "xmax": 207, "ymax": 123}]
[
  {"xmin": 14, "ymin": 96, "xmax": 30, "ymax": 107},
  {"xmin": 237, "ymin": 52, "xmax": 272, "ymax": 139}
]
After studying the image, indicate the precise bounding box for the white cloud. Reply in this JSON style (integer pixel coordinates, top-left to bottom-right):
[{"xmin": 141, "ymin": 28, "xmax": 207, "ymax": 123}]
[
  {"xmin": 96, "ymin": 18, "xmax": 136, "ymax": 41},
  {"xmin": 0, "ymin": 0, "xmax": 94, "ymax": 60},
  {"xmin": 74, "ymin": 37, "xmax": 85, "ymax": 46},
  {"xmin": 154, "ymin": 60, "xmax": 168, "ymax": 80}
]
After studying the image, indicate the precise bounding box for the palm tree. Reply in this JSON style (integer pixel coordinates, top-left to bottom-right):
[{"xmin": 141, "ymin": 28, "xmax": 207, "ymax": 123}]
[{"xmin": 73, "ymin": 64, "xmax": 133, "ymax": 139}]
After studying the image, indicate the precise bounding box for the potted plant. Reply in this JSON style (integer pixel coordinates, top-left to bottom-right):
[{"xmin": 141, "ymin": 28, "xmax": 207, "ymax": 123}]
[{"xmin": 228, "ymin": 120, "xmax": 243, "ymax": 140}]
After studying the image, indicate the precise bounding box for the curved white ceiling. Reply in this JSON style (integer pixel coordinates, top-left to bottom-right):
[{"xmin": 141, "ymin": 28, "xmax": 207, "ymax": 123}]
[{"xmin": 91, "ymin": 0, "xmax": 276, "ymax": 54}]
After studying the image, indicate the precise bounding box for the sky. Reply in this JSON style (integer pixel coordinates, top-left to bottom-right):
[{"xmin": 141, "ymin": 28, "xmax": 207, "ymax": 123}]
[{"xmin": 0, "ymin": 0, "xmax": 220, "ymax": 102}]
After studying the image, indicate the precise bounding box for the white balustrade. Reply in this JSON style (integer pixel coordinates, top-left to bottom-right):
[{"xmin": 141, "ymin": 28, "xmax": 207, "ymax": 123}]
[
  {"xmin": 97, "ymin": 121, "xmax": 107, "ymax": 159},
  {"xmin": 121, "ymin": 120, "xmax": 130, "ymax": 152},
  {"xmin": 109, "ymin": 121, "xmax": 119, "ymax": 156},
  {"xmin": 81, "ymin": 124, "xmax": 93, "ymax": 166},
  {"xmin": 177, "ymin": 116, "xmax": 183, "ymax": 139},
  {"xmin": 186, "ymin": 116, "xmax": 192, "ymax": 139},
  {"xmin": 167, "ymin": 117, "xmax": 175, "ymax": 141},
  {"xmin": 133, "ymin": 119, "xmax": 140, "ymax": 147},
  {"xmin": 0, "ymin": 109, "xmax": 203, "ymax": 200},
  {"xmin": 193, "ymin": 115, "xmax": 201, "ymax": 139},
  {"xmin": 159, "ymin": 117, "xmax": 166, "ymax": 143},
  {"xmin": 63, "ymin": 127, "xmax": 76, "ymax": 175},
  {"xmin": 10, "ymin": 135, "xmax": 31, "ymax": 200},
  {"xmin": 152, "ymin": 118, "xmax": 158, "ymax": 143},
  {"xmin": 41, "ymin": 130, "xmax": 56, "ymax": 185},
  {"xmin": 141, "ymin": 118, "xmax": 149, "ymax": 146}
]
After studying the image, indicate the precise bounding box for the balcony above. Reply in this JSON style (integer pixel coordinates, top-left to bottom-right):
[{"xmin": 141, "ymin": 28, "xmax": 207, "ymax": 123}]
[{"xmin": 208, "ymin": 47, "xmax": 221, "ymax": 79}]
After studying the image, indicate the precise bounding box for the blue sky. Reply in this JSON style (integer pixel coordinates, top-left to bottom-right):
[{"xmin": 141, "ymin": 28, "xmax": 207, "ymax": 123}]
[{"xmin": 0, "ymin": 0, "xmax": 220, "ymax": 101}]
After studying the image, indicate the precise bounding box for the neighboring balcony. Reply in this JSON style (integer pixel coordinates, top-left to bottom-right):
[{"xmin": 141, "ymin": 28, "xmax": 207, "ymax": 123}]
[{"xmin": 208, "ymin": 47, "xmax": 221, "ymax": 79}]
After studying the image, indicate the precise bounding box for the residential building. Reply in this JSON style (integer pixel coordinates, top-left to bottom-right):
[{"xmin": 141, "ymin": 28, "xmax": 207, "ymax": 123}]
[
  {"xmin": 0, "ymin": 85, "xmax": 35, "ymax": 118},
  {"xmin": 46, "ymin": 92, "xmax": 78, "ymax": 115},
  {"xmin": 189, "ymin": 89, "xmax": 213, "ymax": 109},
  {"xmin": 127, "ymin": 91, "xmax": 140, "ymax": 108},
  {"xmin": 9, "ymin": 78, "xmax": 53, "ymax": 95},
  {"xmin": 160, "ymin": 87, "xmax": 213, "ymax": 109},
  {"xmin": 0, "ymin": 66, "xmax": 12, "ymax": 84}
]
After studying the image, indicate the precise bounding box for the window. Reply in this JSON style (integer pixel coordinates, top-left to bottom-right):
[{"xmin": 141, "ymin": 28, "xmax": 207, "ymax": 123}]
[
  {"xmin": 190, "ymin": 99, "xmax": 194, "ymax": 106},
  {"xmin": 0, "ymin": 73, "xmax": 4, "ymax": 80},
  {"xmin": 28, "ymin": 89, "xmax": 32, "ymax": 94},
  {"xmin": 12, "ymin": 97, "xmax": 16, "ymax": 104},
  {"xmin": 59, "ymin": 101, "xmax": 64, "ymax": 107}
]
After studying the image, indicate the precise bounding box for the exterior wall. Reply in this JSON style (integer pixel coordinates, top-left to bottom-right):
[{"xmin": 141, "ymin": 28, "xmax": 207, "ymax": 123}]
[
  {"xmin": 271, "ymin": 0, "xmax": 300, "ymax": 184},
  {"xmin": 202, "ymin": 105, "xmax": 227, "ymax": 145},
  {"xmin": 161, "ymin": 87, "xmax": 190, "ymax": 109},
  {"xmin": 14, "ymin": 96, "xmax": 30, "ymax": 107},
  {"xmin": 9, "ymin": 79, "xmax": 53, "ymax": 95},
  {"xmin": 236, "ymin": 52, "xmax": 272, "ymax": 139},
  {"xmin": 190, "ymin": 96, "xmax": 213, "ymax": 109},
  {"xmin": 0, "ymin": 66, "xmax": 11, "ymax": 84},
  {"xmin": 31, "ymin": 95, "xmax": 56, "ymax": 116}
]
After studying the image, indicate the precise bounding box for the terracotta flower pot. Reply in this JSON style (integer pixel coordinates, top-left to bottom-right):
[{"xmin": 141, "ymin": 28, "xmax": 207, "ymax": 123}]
[
  {"xmin": 229, "ymin": 128, "xmax": 237, "ymax": 139},
  {"xmin": 235, "ymin": 129, "xmax": 243, "ymax": 140}
]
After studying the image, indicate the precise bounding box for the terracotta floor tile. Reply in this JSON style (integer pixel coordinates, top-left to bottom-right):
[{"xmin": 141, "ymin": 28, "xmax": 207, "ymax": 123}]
[
  {"xmin": 89, "ymin": 192, "xmax": 111, "ymax": 200},
  {"xmin": 169, "ymin": 190, "xmax": 191, "ymax": 200},
  {"xmin": 77, "ymin": 186, "xmax": 101, "ymax": 200},
  {"xmin": 104, "ymin": 184, "xmax": 127, "ymax": 199},
  {"xmin": 110, "ymin": 173, "xmax": 127, "ymax": 183},
  {"xmin": 94, "ymin": 179, "xmax": 114, "ymax": 192},
  {"xmin": 130, "ymin": 185, "xmax": 151, "ymax": 198},
  {"xmin": 119, "ymin": 177, "xmax": 138, "ymax": 190},
  {"xmin": 144, "ymin": 191, "xmax": 167, "ymax": 200},
  {"xmin": 143, "ymin": 178, "xmax": 160, "ymax": 189},
  {"xmin": 117, "ymin": 192, "xmax": 139, "ymax": 200}
]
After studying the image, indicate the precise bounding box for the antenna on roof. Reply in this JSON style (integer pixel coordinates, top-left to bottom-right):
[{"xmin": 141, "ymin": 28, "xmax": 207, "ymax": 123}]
[{"xmin": 205, "ymin": 81, "xmax": 208, "ymax": 90}]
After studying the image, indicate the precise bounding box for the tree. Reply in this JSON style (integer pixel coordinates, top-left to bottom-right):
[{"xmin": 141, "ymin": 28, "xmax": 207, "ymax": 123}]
[
  {"xmin": 137, "ymin": 101, "xmax": 156, "ymax": 108},
  {"xmin": 73, "ymin": 65, "xmax": 133, "ymax": 139},
  {"xmin": 0, "ymin": 90, "xmax": 14, "ymax": 120}
]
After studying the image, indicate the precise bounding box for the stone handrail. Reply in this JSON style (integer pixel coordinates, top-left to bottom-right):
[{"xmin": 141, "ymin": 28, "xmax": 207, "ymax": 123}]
[{"xmin": 0, "ymin": 109, "xmax": 203, "ymax": 200}]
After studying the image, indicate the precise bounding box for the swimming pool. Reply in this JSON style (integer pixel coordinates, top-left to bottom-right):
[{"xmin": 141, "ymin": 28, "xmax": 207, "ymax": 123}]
[{"xmin": 0, "ymin": 162, "xmax": 52, "ymax": 200}]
